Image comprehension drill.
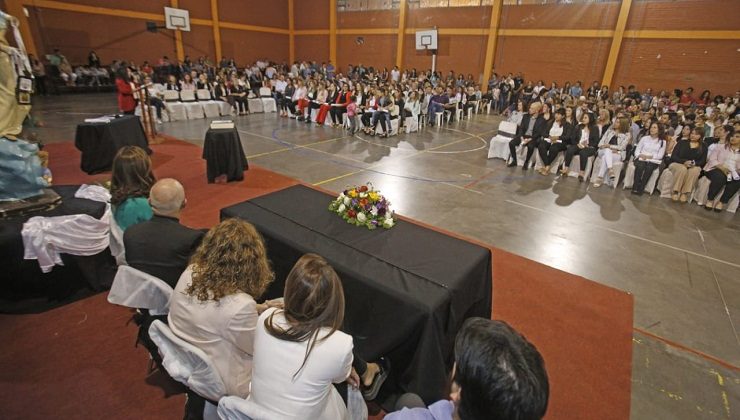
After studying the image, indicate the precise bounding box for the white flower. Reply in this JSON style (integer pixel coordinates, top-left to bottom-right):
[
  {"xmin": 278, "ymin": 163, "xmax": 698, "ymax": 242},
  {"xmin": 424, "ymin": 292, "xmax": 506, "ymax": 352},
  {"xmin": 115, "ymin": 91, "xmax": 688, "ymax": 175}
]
[
  {"xmin": 383, "ymin": 218, "xmax": 395, "ymax": 228},
  {"xmin": 359, "ymin": 192, "xmax": 367, "ymax": 198},
  {"xmin": 370, "ymin": 206, "xmax": 378, "ymax": 216},
  {"xmin": 338, "ymin": 192, "xmax": 346, "ymax": 199},
  {"xmin": 338, "ymin": 204, "xmax": 346, "ymax": 213},
  {"xmin": 343, "ymin": 196, "xmax": 351, "ymax": 206},
  {"xmin": 357, "ymin": 212, "xmax": 367, "ymax": 223}
]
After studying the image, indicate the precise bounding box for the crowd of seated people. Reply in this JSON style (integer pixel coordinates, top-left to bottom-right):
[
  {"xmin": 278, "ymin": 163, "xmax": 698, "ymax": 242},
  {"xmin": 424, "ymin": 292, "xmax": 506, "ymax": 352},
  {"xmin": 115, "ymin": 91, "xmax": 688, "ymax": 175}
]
[
  {"xmin": 108, "ymin": 55, "xmax": 739, "ymax": 211},
  {"xmin": 487, "ymin": 73, "xmax": 739, "ymax": 212},
  {"xmin": 29, "ymin": 49, "xmax": 112, "ymax": 93}
]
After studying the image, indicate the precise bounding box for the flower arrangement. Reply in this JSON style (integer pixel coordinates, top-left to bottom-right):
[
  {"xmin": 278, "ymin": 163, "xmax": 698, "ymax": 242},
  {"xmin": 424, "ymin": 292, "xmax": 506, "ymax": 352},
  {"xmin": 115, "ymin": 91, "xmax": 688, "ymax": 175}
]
[{"xmin": 328, "ymin": 183, "xmax": 395, "ymax": 229}]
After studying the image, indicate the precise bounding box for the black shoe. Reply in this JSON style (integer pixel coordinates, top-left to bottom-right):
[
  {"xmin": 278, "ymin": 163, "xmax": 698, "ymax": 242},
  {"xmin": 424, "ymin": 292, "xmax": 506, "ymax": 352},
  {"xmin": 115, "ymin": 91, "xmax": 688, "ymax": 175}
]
[
  {"xmin": 362, "ymin": 358, "xmax": 391, "ymax": 401},
  {"xmin": 578, "ymin": 175, "xmax": 584, "ymax": 182},
  {"xmin": 297, "ymin": 116, "xmax": 305, "ymax": 121},
  {"xmin": 507, "ymin": 161, "xmax": 517, "ymax": 167}
]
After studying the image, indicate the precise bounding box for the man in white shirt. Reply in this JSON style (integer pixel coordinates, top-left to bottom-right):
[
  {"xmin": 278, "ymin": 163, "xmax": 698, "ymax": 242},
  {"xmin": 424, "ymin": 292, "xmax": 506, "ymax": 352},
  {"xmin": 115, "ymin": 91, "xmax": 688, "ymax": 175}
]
[{"xmin": 391, "ymin": 66, "xmax": 401, "ymax": 83}]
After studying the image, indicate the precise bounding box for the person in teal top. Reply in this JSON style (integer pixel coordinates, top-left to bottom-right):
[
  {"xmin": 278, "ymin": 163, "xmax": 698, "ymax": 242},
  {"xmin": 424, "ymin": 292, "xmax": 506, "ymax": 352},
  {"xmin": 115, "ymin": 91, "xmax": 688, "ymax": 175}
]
[{"xmin": 111, "ymin": 145, "xmax": 155, "ymax": 231}]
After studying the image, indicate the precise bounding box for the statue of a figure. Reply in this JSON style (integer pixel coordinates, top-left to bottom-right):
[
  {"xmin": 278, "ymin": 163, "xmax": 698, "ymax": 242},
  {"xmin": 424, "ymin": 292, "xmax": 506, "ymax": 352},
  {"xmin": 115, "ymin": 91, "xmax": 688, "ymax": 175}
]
[{"xmin": 0, "ymin": 10, "xmax": 50, "ymax": 202}]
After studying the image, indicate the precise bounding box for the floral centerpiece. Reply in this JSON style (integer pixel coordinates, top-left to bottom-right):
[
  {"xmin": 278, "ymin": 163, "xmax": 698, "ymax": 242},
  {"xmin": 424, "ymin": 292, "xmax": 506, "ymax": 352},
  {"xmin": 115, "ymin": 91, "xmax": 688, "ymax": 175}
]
[{"xmin": 328, "ymin": 183, "xmax": 395, "ymax": 229}]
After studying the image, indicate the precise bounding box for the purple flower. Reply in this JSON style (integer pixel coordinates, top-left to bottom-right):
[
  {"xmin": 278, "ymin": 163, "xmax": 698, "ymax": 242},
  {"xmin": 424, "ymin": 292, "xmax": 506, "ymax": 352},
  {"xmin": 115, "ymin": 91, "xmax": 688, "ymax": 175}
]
[{"xmin": 378, "ymin": 208, "xmax": 386, "ymax": 216}]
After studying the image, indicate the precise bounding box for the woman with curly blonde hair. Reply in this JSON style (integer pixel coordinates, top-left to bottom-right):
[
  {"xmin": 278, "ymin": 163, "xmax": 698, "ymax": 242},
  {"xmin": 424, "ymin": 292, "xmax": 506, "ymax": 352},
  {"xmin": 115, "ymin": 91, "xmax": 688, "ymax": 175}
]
[{"xmin": 169, "ymin": 218, "xmax": 277, "ymax": 399}]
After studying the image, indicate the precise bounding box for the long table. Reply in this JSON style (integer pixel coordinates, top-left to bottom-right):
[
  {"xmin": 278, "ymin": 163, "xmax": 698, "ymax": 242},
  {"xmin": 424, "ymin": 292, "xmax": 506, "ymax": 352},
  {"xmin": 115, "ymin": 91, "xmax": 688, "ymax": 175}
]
[{"xmin": 220, "ymin": 185, "xmax": 492, "ymax": 403}]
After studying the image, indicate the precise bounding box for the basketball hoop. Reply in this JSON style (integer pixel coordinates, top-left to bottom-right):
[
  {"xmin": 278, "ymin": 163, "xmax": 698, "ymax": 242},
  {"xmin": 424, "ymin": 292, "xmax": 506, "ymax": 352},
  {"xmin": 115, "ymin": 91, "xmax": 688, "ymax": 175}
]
[{"xmin": 164, "ymin": 7, "xmax": 190, "ymax": 32}]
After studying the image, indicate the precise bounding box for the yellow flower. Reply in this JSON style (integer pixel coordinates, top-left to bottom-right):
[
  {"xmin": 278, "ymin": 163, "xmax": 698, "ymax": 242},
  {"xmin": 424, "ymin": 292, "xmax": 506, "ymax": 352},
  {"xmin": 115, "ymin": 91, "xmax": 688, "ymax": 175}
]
[
  {"xmin": 368, "ymin": 192, "xmax": 379, "ymax": 202},
  {"xmin": 348, "ymin": 189, "xmax": 358, "ymax": 198}
]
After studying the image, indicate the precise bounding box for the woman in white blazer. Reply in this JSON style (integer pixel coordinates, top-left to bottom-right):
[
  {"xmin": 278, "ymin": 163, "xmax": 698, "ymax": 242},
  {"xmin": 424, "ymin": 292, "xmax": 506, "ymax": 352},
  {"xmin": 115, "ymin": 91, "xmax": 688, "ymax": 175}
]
[
  {"xmin": 247, "ymin": 254, "xmax": 357, "ymax": 420},
  {"xmin": 168, "ymin": 218, "xmax": 276, "ymax": 398}
]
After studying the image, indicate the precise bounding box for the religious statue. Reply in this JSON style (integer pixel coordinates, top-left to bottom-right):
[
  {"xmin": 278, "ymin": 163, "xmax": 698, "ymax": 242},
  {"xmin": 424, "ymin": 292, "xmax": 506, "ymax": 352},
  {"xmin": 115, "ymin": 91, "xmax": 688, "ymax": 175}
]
[{"xmin": 0, "ymin": 10, "xmax": 50, "ymax": 202}]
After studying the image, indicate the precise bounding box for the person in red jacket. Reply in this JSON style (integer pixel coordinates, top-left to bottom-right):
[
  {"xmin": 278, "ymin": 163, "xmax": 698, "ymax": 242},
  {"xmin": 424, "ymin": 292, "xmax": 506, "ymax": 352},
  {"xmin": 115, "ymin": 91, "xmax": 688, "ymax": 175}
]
[{"xmin": 115, "ymin": 67, "xmax": 136, "ymax": 114}]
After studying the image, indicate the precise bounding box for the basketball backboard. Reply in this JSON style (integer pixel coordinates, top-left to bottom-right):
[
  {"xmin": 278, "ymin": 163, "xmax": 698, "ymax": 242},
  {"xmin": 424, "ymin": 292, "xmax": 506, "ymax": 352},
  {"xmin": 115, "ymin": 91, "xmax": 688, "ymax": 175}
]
[
  {"xmin": 164, "ymin": 7, "xmax": 190, "ymax": 32},
  {"xmin": 415, "ymin": 29, "xmax": 438, "ymax": 51}
]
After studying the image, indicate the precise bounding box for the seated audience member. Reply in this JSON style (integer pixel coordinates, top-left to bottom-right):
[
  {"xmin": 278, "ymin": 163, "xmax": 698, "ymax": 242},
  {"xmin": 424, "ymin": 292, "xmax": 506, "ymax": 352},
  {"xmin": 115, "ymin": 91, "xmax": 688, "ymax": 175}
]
[
  {"xmin": 123, "ymin": 178, "xmax": 204, "ymax": 287},
  {"xmin": 508, "ymin": 102, "xmax": 546, "ymax": 169},
  {"xmin": 169, "ymin": 218, "xmax": 277, "ymax": 398},
  {"xmin": 561, "ymin": 112, "xmax": 599, "ymax": 180},
  {"xmin": 667, "ymin": 127, "xmax": 706, "ymax": 202},
  {"xmin": 631, "ymin": 122, "xmax": 667, "ymax": 195},
  {"xmin": 385, "ymin": 318, "xmax": 549, "ymax": 420},
  {"xmin": 593, "ymin": 116, "xmax": 630, "ymax": 187},
  {"xmin": 537, "ymin": 107, "xmax": 566, "ymax": 175},
  {"xmin": 111, "ymin": 146, "xmax": 155, "ymax": 231},
  {"xmin": 247, "ymin": 254, "xmax": 369, "ymax": 418},
  {"xmin": 330, "ymin": 83, "xmax": 352, "ymax": 127},
  {"xmin": 703, "ymin": 132, "xmax": 740, "ymax": 211}
]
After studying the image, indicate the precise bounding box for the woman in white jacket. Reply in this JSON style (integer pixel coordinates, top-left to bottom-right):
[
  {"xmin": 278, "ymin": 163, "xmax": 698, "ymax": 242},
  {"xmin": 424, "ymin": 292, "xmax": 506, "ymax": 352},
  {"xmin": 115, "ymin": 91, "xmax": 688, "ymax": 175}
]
[
  {"xmin": 631, "ymin": 122, "xmax": 667, "ymax": 195},
  {"xmin": 247, "ymin": 254, "xmax": 358, "ymax": 419},
  {"xmin": 593, "ymin": 116, "xmax": 630, "ymax": 187}
]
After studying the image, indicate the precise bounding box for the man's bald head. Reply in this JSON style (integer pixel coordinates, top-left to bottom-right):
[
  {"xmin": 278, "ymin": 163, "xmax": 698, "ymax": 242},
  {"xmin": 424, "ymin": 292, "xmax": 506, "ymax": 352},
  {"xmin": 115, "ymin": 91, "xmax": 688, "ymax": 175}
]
[{"xmin": 149, "ymin": 178, "xmax": 185, "ymax": 216}]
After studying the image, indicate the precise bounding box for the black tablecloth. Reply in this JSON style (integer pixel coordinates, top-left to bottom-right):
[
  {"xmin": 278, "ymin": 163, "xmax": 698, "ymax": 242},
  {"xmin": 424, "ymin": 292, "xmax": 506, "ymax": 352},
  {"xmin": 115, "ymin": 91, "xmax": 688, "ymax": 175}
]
[
  {"xmin": 0, "ymin": 185, "xmax": 116, "ymax": 312},
  {"xmin": 202, "ymin": 128, "xmax": 248, "ymax": 183},
  {"xmin": 75, "ymin": 115, "xmax": 150, "ymax": 174},
  {"xmin": 220, "ymin": 185, "xmax": 492, "ymax": 403}
]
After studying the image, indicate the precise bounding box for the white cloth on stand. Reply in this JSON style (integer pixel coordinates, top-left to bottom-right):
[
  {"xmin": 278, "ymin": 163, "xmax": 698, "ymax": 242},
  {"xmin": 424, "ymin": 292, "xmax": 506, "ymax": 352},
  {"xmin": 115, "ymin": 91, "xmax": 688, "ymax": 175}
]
[
  {"xmin": 22, "ymin": 205, "xmax": 111, "ymax": 272},
  {"xmin": 74, "ymin": 184, "xmax": 111, "ymax": 203}
]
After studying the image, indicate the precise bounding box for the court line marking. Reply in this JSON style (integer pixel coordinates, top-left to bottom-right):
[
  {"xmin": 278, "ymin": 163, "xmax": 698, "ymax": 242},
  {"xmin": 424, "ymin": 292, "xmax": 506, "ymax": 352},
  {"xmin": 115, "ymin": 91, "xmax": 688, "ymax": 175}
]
[
  {"xmin": 313, "ymin": 135, "xmax": 488, "ymax": 186},
  {"xmin": 239, "ymin": 129, "xmax": 347, "ymax": 159},
  {"xmin": 504, "ymin": 198, "xmax": 740, "ymax": 270},
  {"xmin": 695, "ymin": 228, "xmax": 740, "ymax": 347}
]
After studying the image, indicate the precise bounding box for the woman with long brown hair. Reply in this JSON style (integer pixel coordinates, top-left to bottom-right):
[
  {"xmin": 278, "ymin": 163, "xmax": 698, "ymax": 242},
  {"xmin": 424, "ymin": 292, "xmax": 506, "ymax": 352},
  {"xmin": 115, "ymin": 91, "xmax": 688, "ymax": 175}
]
[
  {"xmin": 168, "ymin": 218, "xmax": 276, "ymax": 398},
  {"xmin": 111, "ymin": 145, "xmax": 155, "ymax": 231},
  {"xmin": 247, "ymin": 253, "xmax": 356, "ymax": 419}
]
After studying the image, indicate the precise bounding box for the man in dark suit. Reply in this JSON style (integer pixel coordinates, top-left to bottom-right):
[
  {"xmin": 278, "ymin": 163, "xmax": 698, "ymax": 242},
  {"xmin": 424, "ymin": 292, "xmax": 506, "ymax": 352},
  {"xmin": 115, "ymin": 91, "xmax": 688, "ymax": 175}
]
[
  {"xmin": 508, "ymin": 101, "xmax": 547, "ymax": 169},
  {"xmin": 124, "ymin": 178, "xmax": 204, "ymax": 288}
]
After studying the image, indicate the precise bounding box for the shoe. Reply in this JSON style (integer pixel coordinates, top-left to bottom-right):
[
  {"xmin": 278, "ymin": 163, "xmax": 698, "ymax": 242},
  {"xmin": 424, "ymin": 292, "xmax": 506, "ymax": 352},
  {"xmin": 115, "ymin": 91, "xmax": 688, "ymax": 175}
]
[
  {"xmin": 362, "ymin": 358, "xmax": 390, "ymax": 401},
  {"xmin": 297, "ymin": 116, "xmax": 304, "ymax": 121},
  {"xmin": 631, "ymin": 189, "xmax": 643, "ymax": 195},
  {"xmin": 305, "ymin": 118, "xmax": 311, "ymax": 124},
  {"xmin": 156, "ymin": 119, "xmax": 162, "ymax": 124},
  {"xmin": 578, "ymin": 175, "xmax": 584, "ymax": 182},
  {"xmin": 507, "ymin": 161, "xmax": 517, "ymax": 168},
  {"xmin": 593, "ymin": 177, "xmax": 603, "ymax": 187},
  {"xmin": 704, "ymin": 204, "xmax": 714, "ymax": 211},
  {"xmin": 671, "ymin": 192, "xmax": 679, "ymax": 202},
  {"xmin": 522, "ymin": 161, "xmax": 530, "ymax": 170},
  {"xmin": 560, "ymin": 168, "xmax": 568, "ymax": 177},
  {"xmin": 679, "ymin": 193, "xmax": 688, "ymax": 203},
  {"xmin": 714, "ymin": 203, "xmax": 723, "ymax": 212}
]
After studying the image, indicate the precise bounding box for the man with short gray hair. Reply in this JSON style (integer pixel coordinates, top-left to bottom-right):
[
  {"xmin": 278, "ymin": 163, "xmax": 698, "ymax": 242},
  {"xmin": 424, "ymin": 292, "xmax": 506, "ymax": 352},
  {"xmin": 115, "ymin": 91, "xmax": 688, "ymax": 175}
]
[{"xmin": 123, "ymin": 178, "xmax": 204, "ymax": 288}]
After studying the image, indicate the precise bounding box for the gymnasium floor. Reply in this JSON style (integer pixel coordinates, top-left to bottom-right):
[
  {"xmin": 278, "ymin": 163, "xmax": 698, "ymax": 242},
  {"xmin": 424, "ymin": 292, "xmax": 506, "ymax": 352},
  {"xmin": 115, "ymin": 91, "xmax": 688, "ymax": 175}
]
[{"xmin": 29, "ymin": 93, "xmax": 739, "ymax": 419}]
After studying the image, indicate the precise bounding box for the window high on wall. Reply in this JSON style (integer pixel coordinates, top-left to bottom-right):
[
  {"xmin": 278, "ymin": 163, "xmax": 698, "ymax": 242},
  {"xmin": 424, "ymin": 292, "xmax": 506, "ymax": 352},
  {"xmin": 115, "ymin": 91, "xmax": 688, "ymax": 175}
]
[
  {"xmin": 337, "ymin": 0, "xmax": 618, "ymax": 10},
  {"xmin": 337, "ymin": 0, "xmax": 400, "ymax": 11}
]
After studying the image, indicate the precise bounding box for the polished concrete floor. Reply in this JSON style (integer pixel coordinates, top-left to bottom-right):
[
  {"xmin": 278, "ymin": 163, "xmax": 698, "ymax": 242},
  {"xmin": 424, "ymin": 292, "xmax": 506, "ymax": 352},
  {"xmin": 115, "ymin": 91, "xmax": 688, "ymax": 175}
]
[{"xmin": 29, "ymin": 93, "xmax": 739, "ymax": 419}]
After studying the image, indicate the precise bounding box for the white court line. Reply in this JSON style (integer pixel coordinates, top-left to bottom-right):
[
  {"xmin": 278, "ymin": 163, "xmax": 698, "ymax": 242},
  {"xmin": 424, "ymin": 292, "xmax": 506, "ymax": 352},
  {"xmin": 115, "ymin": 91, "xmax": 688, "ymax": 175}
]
[
  {"xmin": 505, "ymin": 198, "xmax": 740, "ymax": 270},
  {"xmin": 696, "ymin": 228, "xmax": 740, "ymax": 347}
]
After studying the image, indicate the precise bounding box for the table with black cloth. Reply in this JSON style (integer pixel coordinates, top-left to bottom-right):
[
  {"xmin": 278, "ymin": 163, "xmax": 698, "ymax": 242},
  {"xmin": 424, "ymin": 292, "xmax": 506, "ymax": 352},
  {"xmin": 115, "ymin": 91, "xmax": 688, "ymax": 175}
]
[
  {"xmin": 202, "ymin": 128, "xmax": 248, "ymax": 183},
  {"xmin": 220, "ymin": 185, "xmax": 492, "ymax": 403},
  {"xmin": 75, "ymin": 115, "xmax": 150, "ymax": 174},
  {"xmin": 0, "ymin": 185, "xmax": 116, "ymax": 313}
]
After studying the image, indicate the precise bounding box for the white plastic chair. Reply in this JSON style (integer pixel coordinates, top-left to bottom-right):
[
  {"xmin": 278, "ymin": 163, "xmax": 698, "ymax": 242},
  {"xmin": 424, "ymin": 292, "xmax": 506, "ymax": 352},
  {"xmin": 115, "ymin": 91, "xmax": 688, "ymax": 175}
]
[
  {"xmin": 181, "ymin": 90, "xmax": 205, "ymax": 119},
  {"xmin": 164, "ymin": 90, "xmax": 187, "ymax": 121},
  {"xmin": 590, "ymin": 155, "xmax": 623, "ymax": 189},
  {"xmin": 623, "ymin": 161, "xmax": 660, "ymax": 194},
  {"xmin": 217, "ymin": 101, "xmax": 234, "ymax": 116},
  {"xmin": 487, "ymin": 120, "xmax": 517, "ymax": 160},
  {"xmin": 567, "ymin": 155, "xmax": 595, "ymax": 180},
  {"xmin": 107, "ymin": 265, "xmax": 173, "ymax": 316},
  {"xmin": 259, "ymin": 87, "xmax": 276, "ymax": 113},
  {"xmin": 375, "ymin": 118, "xmax": 399, "ymax": 136},
  {"xmin": 691, "ymin": 176, "xmax": 739, "ymax": 213},
  {"xmin": 534, "ymin": 150, "xmax": 565, "ymax": 175},
  {"xmin": 109, "ymin": 213, "xmax": 126, "ymax": 266},
  {"xmin": 247, "ymin": 94, "xmax": 263, "ymax": 113},
  {"xmin": 657, "ymin": 169, "xmax": 675, "ymax": 198},
  {"xmin": 404, "ymin": 116, "xmax": 419, "ymax": 134},
  {"xmin": 196, "ymin": 89, "xmax": 221, "ymax": 118},
  {"xmin": 149, "ymin": 320, "xmax": 226, "ymax": 419}
]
